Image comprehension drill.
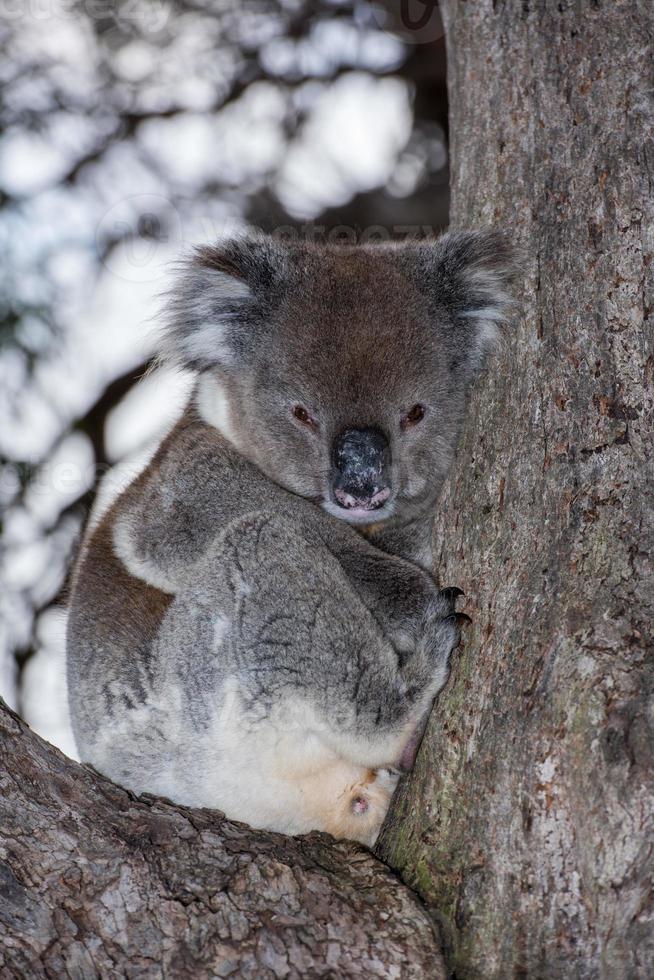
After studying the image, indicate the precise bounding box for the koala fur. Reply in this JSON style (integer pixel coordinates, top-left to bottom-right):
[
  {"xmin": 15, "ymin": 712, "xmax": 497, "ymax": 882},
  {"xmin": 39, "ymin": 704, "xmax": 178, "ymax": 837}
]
[{"xmin": 67, "ymin": 230, "xmax": 516, "ymax": 846}]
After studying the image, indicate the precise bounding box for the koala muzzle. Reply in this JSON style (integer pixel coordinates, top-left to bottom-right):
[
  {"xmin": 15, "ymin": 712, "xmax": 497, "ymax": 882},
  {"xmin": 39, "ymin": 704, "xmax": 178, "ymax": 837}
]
[{"xmin": 332, "ymin": 427, "xmax": 391, "ymax": 512}]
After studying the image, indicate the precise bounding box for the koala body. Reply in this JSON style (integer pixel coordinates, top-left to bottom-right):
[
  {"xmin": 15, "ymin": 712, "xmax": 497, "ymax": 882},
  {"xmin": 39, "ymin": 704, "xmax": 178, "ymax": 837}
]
[{"xmin": 67, "ymin": 231, "xmax": 515, "ymax": 846}]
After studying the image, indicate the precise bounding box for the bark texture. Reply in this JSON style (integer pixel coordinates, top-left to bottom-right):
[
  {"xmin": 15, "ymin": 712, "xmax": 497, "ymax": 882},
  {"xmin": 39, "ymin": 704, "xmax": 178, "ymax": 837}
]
[
  {"xmin": 379, "ymin": 2, "xmax": 654, "ymax": 978},
  {"xmin": 0, "ymin": 702, "xmax": 445, "ymax": 978}
]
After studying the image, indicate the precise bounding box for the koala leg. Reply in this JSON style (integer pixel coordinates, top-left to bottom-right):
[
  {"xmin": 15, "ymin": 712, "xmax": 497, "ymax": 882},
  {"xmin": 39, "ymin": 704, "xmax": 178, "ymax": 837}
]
[
  {"xmin": 75, "ymin": 511, "xmax": 460, "ymax": 845},
  {"xmin": 302, "ymin": 764, "xmax": 400, "ymax": 848}
]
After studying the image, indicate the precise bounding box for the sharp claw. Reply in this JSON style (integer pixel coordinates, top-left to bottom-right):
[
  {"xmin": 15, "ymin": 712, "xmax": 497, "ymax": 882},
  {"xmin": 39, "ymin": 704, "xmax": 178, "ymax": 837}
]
[
  {"xmin": 443, "ymin": 611, "xmax": 472, "ymax": 627},
  {"xmin": 440, "ymin": 587, "xmax": 465, "ymax": 602}
]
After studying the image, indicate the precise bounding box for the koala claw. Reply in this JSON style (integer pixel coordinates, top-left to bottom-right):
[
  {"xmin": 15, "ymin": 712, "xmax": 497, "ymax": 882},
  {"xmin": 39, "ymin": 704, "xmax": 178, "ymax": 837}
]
[
  {"xmin": 440, "ymin": 611, "xmax": 472, "ymax": 651},
  {"xmin": 439, "ymin": 586, "xmax": 465, "ymax": 605},
  {"xmin": 447, "ymin": 611, "xmax": 472, "ymax": 627},
  {"xmin": 429, "ymin": 585, "xmax": 465, "ymax": 618},
  {"xmin": 418, "ymin": 596, "xmax": 471, "ymax": 668}
]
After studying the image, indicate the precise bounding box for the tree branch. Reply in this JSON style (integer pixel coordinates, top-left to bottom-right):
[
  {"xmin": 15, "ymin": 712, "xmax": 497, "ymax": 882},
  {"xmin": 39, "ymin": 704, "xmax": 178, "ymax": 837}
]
[{"xmin": 0, "ymin": 700, "xmax": 445, "ymax": 977}]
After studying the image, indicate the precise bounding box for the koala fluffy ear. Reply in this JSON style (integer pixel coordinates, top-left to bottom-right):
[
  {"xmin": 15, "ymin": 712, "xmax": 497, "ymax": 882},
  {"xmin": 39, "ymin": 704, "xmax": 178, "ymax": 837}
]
[
  {"xmin": 405, "ymin": 229, "xmax": 519, "ymax": 378},
  {"xmin": 159, "ymin": 235, "xmax": 279, "ymax": 371}
]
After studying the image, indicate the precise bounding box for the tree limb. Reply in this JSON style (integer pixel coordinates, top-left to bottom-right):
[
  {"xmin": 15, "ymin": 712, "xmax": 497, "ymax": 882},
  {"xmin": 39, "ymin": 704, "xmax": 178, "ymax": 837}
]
[{"xmin": 0, "ymin": 701, "xmax": 445, "ymax": 978}]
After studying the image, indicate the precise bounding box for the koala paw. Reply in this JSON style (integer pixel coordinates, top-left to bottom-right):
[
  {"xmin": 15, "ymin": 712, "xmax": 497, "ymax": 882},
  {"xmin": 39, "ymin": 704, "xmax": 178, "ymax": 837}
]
[{"xmin": 420, "ymin": 587, "xmax": 471, "ymax": 665}]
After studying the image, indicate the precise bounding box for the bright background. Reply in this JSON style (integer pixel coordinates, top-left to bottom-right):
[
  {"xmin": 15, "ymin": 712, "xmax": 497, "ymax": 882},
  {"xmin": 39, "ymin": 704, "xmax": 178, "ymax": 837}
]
[{"xmin": 0, "ymin": 0, "xmax": 449, "ymax": 757}]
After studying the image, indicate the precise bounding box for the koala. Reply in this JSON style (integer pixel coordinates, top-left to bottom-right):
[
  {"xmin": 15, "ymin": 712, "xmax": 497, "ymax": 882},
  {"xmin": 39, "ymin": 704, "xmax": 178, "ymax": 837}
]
[{"xmin": 67, "ymin": 230, "xmax": 516, "ymax": 847}]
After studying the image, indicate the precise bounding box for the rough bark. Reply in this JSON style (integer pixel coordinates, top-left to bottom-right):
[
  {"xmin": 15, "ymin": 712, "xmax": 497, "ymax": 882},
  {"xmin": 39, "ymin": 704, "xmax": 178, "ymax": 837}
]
[
  {"xmin": 0, "ymin": 702, "xmax": 445, "ymax": 978},
  {"xmin": 378, "ymin": 2, "xmax": 654, "ymax": 978}
]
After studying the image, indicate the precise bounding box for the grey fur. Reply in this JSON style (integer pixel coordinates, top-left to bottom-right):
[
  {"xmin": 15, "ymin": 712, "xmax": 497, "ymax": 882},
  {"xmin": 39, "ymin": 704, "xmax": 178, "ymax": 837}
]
[{"xmin": 67, "ymin": 231, "xmax": 516, "ymax": 845}]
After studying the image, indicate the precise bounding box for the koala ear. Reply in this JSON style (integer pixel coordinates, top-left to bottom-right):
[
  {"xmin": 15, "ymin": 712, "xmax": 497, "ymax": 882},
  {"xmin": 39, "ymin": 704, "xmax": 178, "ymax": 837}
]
[
  {"xmin": 404, "ymin": 229, "xmax": 519, "ymax": 378},
  {"xmin": 159, "ymin": 235, "xmax": 278, "ymax": 371}
]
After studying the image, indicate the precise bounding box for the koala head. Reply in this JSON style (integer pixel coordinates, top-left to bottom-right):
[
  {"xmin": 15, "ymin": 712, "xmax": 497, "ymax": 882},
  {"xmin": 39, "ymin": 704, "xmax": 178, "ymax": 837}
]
[{"xmin": 161, "ymin": 231, "xmax": 517, "ymax": 528}]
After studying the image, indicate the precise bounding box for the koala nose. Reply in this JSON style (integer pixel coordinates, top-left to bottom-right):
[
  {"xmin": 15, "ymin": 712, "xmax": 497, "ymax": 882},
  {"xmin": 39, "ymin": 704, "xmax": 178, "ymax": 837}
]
[{"xmin": 332, "ymin": 427, "xmax": 391, "ymax": 512}]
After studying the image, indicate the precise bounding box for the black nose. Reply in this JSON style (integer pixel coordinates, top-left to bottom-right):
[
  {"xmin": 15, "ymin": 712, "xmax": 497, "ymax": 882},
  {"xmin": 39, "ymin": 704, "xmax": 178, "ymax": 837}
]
[{"xmin": 332, "ymin": 427, "xmax": 391, "ymax": 511}]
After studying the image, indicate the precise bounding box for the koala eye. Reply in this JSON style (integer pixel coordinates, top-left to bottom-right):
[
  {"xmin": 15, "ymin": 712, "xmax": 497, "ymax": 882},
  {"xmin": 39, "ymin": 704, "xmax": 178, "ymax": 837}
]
[
  {"xmin": 401, "ymin": 404, "xmax": 426, "ymax": 430},
  {"xmin": 292, "ymin": 403, "xmax": 318, "ymax": 429}
]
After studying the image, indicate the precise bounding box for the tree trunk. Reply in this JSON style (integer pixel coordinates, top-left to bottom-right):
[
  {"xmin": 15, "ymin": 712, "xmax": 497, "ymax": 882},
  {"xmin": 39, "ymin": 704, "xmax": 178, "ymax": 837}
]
[
  {"xmin": 0, "ymin": 701, "xmax": 445, "ymax": 978},
  {"xmin": 378, "ymin": 2, "xmax": 654, "ymax": 978}
]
